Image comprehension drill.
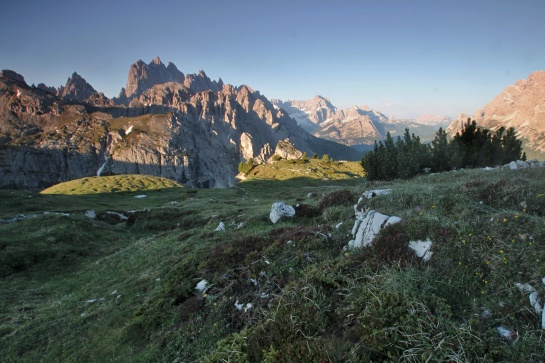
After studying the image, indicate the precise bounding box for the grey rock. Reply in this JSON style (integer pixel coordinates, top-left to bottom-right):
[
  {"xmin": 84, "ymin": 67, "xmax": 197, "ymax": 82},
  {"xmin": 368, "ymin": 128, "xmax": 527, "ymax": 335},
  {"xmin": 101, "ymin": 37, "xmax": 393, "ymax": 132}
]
[
  {"xmin": 349, "ymin": 209, "xmax": 401, "ymax": 248},
  {"xmin": 270, "ymin": 202, "xmax": 295, "ymax": 224},
  {"xmin": 59, "ymin": 72, "xmax": 97, "ymax": 103},
  {"xmin": 85, "ymin": 209, "xmax": 96, "ymax": 219}
]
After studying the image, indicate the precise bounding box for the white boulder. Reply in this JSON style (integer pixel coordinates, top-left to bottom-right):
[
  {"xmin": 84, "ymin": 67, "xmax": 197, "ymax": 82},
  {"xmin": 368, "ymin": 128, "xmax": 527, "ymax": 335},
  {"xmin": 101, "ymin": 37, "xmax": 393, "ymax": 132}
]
[
  {"xmin": 349, "ymin": 210, "xmax": 402, "ymax": 249},
  {"xmin": 270, "ymin": 202, "xmax": 295, "ymax": 224}
]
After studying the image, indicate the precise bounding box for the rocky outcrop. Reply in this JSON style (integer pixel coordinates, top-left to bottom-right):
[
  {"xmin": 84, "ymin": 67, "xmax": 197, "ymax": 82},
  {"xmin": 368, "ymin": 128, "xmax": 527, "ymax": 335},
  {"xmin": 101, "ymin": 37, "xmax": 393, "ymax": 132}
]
[
  {"xmin": 184, "ymin": 70, "xmax": 223, "ymax": 94},
  {"xmin": 349, "ymin": 210, "xmax": 402, "ymax": 248},
  {"xmin": 124, "ymin": 57, "xmax": 185, "ymax": 99},
  {"xmin": 0, "ymin": 70, "xmax": 25, "ymax": 83},
  {"xmin": 36, "ymin": 83, "xmax": 57, "ymax": 94},
  {"xmin": 58, "ymin": 72, "xmax": 97, "ymax": 103},
  {"xmin": 447, "ymin": 70, "xmax": 545, "ymax": 158}
]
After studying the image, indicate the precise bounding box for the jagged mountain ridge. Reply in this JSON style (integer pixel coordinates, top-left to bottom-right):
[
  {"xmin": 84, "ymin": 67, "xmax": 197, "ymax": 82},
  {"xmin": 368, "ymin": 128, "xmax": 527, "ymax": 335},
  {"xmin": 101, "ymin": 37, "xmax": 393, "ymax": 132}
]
[
  {"xmin": 272, "ymin": 97, "xmax": 450, "ymax": 148},
  {"xmin": 0, "ymin": 60, "xmax": 360, "ymax": 190},
  {"xmin": 447, "ymin": 70, "xmax": 545, "ymax": 158}
]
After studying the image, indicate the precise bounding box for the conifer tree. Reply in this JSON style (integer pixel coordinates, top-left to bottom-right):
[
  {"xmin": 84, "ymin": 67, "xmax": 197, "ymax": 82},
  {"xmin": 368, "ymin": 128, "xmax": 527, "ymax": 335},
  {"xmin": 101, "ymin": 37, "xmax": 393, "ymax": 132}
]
[{"xmin": 431, "ymin": 127, "xmax": 449, "ymax": 172}]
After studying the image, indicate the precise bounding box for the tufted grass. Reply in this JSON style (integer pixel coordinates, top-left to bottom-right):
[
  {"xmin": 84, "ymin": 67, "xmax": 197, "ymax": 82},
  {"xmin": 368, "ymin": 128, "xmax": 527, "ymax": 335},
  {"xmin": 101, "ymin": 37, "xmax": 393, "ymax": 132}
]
[{"xmin": 1, "ymin": 167, "xmax": 545, "ymax": 362}]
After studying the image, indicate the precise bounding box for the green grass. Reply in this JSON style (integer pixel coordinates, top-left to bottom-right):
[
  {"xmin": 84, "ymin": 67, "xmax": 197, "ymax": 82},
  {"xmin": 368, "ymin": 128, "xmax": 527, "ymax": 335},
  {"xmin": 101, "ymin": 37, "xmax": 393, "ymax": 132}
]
[
  {"xmin": 243, "ymin": 158, "xmax": 363, "ymax": 181},
  {"xmin": 2, "ymin": 167, "xmax": 545, "ymax": 362},
  {"xmin": 40, "ymin": 174, "xmax": 183, "ymax": 195}
]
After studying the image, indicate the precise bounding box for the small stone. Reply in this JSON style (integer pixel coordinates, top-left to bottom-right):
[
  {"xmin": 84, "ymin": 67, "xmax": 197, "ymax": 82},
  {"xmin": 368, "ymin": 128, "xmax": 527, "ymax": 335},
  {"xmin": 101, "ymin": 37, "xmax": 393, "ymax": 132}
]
[
  {"xmin": 195, "ymin": 279, "xmax": 208, "ymax": 292},
  {"xmin": 85, "ymin": 209, "xmax": 96, "ymax": 219}
]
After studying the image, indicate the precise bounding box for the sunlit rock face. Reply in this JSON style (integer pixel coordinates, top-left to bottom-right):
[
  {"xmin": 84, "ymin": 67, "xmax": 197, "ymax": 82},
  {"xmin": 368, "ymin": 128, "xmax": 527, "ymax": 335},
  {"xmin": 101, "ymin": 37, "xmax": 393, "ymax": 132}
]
[
  {"xmin": 0, "ymin": 60, "xmax": 358, "ymax": 190},
  {"xmin": 447, "ymin": 70, "xmax": 545, "ymax": 157}
]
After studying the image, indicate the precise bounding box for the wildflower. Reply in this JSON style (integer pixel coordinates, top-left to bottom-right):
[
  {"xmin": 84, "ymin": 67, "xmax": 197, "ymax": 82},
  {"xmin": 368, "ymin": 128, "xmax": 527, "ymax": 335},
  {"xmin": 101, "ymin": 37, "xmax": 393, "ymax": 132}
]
[
  {"xmin": 486, "ymin": 261, "xmax": 491, "ymax": 265},
  {"xmin": 514, "ymin": 214, "xmax": 519, "ymax": 219},
  {"xmin": 431, "ymin": 205, "xmax": 435, "ymax": 208},
  {"xmin": 487, "ymin": 235, "xmax": 491, "ymax": 240},
  {"xmin": 503, "ymin": 218, "xmax": 507, "ymax": 223},
  {"xmin": 468, "ymin": 233, "xmax": 472, "ymax": 237},
  {"xmin": 499, "ymin": 249, "xmax": 504, "ymax": 254}
]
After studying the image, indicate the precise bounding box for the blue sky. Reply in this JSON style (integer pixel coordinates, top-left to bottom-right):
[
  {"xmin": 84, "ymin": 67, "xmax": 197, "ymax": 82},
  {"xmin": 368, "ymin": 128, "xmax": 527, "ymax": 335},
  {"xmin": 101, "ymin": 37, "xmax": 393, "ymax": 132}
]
[{"xmin": 1, "ymin": 0, "xmax": 543, "ymax": 118}]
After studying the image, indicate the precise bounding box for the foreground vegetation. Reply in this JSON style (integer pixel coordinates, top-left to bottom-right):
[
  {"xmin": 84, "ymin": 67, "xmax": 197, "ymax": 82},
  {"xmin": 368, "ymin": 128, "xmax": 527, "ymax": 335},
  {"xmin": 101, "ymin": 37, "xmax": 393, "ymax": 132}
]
[{"xmin": 1, "ymin": 166, "xmax": 545, "ymax": 362}]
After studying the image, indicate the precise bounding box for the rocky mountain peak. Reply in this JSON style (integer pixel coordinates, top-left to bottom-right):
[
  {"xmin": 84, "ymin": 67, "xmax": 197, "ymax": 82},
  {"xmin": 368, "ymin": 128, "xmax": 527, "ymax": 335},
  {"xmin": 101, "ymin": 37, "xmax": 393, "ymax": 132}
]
[
  {"xmin": 124, "ymin": 57, "xmax": 185, "ymax": 100},
  {"xmin": 58, "ymin": 72, "xmax": 97, "ymax": 103},
  {"xmin": 446, "ymin": 70, "xmax": 545, "ymax": 158},
  {"xmin": 0, "ymin": 69, "xmax": 26, "ymax": 83}
]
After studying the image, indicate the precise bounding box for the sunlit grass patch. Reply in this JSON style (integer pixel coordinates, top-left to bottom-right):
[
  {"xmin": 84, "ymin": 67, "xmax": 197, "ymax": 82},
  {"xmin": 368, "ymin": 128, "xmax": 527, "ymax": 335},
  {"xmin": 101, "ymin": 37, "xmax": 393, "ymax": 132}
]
[{"xmin": 40, "ymin": 174, "xmax": 183, "ymax": 195}]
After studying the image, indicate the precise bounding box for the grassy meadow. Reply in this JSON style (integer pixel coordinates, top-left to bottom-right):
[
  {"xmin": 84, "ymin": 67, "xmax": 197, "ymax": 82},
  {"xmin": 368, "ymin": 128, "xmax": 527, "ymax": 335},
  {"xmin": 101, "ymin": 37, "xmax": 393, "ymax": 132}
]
[{"xmin": 1, "ymin": 163, "xmax": 545, "ymax": 362}]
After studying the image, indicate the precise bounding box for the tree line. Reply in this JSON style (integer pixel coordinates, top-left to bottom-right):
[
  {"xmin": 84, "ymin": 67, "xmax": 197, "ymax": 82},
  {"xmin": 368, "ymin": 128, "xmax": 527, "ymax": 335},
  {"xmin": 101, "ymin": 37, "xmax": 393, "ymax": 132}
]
[{"xmin": 361, "ymin": 119, "xmax": 526, "ymax": 181}]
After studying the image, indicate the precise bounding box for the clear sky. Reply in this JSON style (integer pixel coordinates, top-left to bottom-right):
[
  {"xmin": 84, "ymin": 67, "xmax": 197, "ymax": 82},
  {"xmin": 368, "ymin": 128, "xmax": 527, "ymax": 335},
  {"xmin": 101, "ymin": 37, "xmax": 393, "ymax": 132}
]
[{"xmin": 1, "ymin": 0, "xmax": 543, "ymax": 118}]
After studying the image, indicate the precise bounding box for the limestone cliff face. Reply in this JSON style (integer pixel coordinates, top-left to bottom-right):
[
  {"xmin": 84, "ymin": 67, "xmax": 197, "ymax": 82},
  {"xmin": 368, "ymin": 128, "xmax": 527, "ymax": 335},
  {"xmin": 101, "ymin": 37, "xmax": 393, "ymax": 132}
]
[
  {"xmin": 0, "ymin": 63, "xmax": 360, "ymax": 190},
  {"xmin": 58, "ymin": 72, "xmax": 97, "ymax": 103},
  {"xmin": 447, "ymin": 70, "xmax": 545, "ymax": 157},
  {"xmin": 124, "ymin": 57, "xmax": 185, "ymax": 99}
]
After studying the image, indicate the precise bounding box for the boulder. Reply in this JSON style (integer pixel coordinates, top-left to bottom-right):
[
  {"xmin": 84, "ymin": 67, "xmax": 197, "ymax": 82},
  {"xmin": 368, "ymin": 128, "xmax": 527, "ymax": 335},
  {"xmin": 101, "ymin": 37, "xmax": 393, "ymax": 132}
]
[
  {"xmin": 349, "ymin": 209, "xmax": 401, "ymax": 248},
  {"xmin": 270, "ymin": 202, "xmax": 295, "ymax": 223}
]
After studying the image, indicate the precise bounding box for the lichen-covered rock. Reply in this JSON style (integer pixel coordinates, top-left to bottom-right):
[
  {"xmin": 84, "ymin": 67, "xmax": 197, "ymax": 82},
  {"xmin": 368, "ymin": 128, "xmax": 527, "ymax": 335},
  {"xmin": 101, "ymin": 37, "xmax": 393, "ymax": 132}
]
[{"xmin": 270, "ymin": 202, "xmax": 295, "ymax": 224}]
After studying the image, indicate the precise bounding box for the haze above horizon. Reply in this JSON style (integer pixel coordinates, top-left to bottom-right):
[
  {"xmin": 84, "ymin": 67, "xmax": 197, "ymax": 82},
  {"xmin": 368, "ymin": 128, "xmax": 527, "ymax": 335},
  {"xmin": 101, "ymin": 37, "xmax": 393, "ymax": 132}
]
[{"xmin": 1, "ymin": 0, "xmax": 543, "ymax": 119}]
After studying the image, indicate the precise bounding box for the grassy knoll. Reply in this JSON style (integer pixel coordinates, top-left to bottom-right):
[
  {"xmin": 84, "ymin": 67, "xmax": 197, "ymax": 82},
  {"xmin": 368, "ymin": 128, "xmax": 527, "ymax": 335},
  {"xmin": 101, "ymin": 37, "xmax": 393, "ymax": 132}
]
[
  {"xmin": 1, "ymin": 166, "xmax": 545, "ymax": 362},
  {"xmin": 41, "ymin": 174, "xmax": 183, "ymax": 195},
  {"xmin": 242, "ymin": 158, "xmax": 363, "ymax": 181}
]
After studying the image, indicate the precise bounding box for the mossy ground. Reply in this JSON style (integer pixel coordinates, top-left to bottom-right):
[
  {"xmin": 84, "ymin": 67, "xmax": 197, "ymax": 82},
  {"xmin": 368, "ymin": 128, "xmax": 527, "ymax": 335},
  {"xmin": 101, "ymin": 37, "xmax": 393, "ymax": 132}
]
[{"xmin": 1, "ymin": 167, "xmax": 545, "ymax": 362}]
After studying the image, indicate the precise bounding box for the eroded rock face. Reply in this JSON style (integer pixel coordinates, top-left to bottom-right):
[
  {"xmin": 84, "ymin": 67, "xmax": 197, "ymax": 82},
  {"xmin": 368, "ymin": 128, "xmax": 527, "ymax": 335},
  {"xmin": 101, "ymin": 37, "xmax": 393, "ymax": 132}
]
[
  {"xmin": 58, "ymin": 72, "xmax": 97, "ymax": 103},
  {"xmin": 0, "ymin": 70, "xmax": 25, "ymax": 83},
  {"xmin": 446, "ymin": 70, "xmax": 545, "ymax": 157},
  {"xmin": 0, "ymin": 60, "xmax": 360, "ymax": 190},
  {"xmin": 124, "ymin": 57, "xmax": 185, "ymax": 99}
]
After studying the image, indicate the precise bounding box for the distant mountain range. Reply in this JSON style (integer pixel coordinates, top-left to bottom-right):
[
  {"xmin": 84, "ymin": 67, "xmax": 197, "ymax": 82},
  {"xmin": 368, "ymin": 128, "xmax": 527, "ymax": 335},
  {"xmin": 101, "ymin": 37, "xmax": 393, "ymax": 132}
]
[
  {"xmin": 0, "ymin": 58, "xmax": 360, "ymax": 190},
  {"xmin": 1, "ymin": 59, "xmax": 543, "ymax": 190},
  {"xmin": 446, "ymin": 70, "xmax": 545, "ymax": 159},
  {"xmin": 271, "ymin": 96, "xmax": 451, "ymax": 151}
]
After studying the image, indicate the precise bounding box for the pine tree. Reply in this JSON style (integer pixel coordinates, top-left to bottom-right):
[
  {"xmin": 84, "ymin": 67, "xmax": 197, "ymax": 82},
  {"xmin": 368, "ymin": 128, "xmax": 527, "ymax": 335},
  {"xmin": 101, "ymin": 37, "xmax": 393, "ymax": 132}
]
[{"xmin": 431, "ymin": 127, "xmax": 449, "ymax": 172}]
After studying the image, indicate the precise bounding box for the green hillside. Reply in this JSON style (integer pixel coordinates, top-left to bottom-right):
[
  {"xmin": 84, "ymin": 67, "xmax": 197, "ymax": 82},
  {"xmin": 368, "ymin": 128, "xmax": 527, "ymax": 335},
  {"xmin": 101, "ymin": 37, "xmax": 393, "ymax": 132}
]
[
  {"xmin": 1, "ymin": 167, "xmax": 545, "ymax": 362},
  {"xmin": 41, "ymin": 174, "xmax": 183, "ymax": 195}
]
